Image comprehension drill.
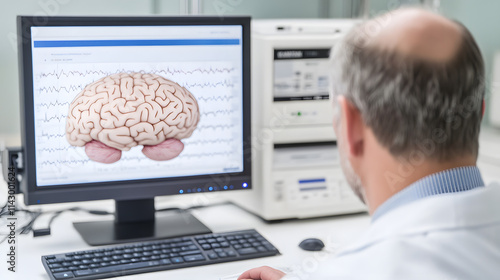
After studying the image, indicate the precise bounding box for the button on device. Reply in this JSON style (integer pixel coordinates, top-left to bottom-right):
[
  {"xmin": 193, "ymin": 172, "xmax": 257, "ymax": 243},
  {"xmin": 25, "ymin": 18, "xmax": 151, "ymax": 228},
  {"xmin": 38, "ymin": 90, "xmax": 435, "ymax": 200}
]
[
  {"xmin": 53, "ymin": 271, "xmax": 75, "ymax": 279},
  {"xmin": 208, "ymin": 253, "xmax": 218, "ymax": 259},
  {"xmin": 238, "ymin": 248, "xmax": 258, "ymax": 255},
  {"xmin": 42, "ymin": 229, "xmax": 281, "ymax": 279},
  {"xmin": 183, "ymin": 254, "xmax": 205, "ymax": 262},
  {"xmin": 171, "ymin": 257, "xmax": 184, "ymax": 264}
]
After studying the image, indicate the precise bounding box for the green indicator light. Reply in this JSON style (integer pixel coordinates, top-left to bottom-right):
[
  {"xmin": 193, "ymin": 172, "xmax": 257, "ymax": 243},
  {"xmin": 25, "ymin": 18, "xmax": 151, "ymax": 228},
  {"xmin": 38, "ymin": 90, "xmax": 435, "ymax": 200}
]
[{"xmin": 297, "ymin": 112, "xmax": 302, "ymax": 116}]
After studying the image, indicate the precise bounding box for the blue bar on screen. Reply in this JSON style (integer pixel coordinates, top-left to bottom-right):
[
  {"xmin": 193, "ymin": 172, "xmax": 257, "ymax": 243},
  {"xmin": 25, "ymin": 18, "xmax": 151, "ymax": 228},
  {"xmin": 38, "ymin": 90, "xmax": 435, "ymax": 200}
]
[
  {"xmin": 298, "ymin": 178, "xmax": 326, "ymax": 184},
  {"xmin": 33, "ymin": 39, "xmax": 240, "ymax": 48}
]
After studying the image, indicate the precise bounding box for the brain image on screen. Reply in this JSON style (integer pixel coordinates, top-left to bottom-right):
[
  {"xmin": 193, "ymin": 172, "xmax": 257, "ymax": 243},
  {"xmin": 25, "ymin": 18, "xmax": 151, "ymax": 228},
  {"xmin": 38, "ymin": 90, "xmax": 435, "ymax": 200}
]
[{"xmin": 66, "ymin": 72, "xmax": 200, "ymax": 164}]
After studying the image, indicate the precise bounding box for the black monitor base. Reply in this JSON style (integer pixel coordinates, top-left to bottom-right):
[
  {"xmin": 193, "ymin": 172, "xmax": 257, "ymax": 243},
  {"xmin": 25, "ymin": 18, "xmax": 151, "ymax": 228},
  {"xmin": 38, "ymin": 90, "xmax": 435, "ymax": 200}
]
[{"xmin": 73, "ymin": 199, "xmax": 212, "ymax": 246}]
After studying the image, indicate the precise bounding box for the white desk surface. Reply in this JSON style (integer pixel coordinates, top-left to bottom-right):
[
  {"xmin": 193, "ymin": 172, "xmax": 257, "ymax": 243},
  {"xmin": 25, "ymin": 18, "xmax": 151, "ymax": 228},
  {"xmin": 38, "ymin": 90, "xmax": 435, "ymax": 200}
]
[{"xmin": 0, "ymin": 191, "xmax": 371, "ymax": 280}]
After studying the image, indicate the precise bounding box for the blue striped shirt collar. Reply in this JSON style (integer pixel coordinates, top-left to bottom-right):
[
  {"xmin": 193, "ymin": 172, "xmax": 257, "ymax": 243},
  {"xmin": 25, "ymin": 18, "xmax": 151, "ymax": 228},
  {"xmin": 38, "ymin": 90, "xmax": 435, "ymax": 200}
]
[{"xmin": 372, "ymin": 166, "xmax": 484, "ymax": 222}]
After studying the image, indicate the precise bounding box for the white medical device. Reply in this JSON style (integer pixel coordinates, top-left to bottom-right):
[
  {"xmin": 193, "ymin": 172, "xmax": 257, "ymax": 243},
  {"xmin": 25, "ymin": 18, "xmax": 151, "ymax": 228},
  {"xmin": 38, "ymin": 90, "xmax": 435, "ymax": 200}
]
[{"xmin": 228, "ymin": 19, "xmax": 367, "ymax": 220}]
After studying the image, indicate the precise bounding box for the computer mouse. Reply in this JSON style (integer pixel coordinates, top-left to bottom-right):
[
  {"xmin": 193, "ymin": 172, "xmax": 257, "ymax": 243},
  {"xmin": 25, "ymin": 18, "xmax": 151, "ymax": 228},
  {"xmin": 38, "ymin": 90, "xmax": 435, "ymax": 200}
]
[{"xmin": 299, "ymin": 238, "xmax": 325, "ymax": 251}]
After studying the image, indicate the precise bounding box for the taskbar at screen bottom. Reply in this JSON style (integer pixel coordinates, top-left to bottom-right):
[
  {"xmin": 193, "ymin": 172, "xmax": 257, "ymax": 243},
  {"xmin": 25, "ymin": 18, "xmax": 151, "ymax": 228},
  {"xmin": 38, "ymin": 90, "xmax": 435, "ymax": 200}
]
[
  {"xmin": 27, "ymin": 180, "xmax": 251, "ymax": 205},
  {"xmin": 274, "ymin": 95, "xmax": 329, "ymax": 102}
]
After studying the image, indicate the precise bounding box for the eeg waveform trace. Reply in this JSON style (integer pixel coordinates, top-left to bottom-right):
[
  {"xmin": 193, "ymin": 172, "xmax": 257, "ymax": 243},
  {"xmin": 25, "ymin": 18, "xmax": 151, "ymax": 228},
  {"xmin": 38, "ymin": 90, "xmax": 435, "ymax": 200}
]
[{"xmin": 33, "ymin": 62, "xmax": 243, "ymax": 186}]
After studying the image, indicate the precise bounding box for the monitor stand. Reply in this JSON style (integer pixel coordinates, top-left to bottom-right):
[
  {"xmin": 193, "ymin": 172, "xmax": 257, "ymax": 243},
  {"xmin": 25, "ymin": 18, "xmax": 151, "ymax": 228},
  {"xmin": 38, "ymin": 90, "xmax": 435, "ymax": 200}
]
[{"xmin": 73, "ymin": 198, "xmax": 212, "ymax": 246}]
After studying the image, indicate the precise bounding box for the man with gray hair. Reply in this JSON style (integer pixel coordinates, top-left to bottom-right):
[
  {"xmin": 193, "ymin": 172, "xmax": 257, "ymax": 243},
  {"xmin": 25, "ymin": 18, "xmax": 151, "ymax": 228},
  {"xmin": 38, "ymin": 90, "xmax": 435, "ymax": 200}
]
[{"xmin": 238, "ymin": 7, "xmax": 500, "ymax": 280}]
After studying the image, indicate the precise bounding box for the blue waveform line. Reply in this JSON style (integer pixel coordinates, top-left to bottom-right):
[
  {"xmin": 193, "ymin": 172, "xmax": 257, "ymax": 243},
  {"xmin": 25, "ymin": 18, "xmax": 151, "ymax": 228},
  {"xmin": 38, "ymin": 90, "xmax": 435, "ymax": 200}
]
[
  {"xmin": 39, "ymin": 146, "xmax": 76, "ymax": 153},
  {"xmin": 39, "ymin": 151, "xmax": 235, "ymax": 166},
  {"xmin": 40, "ymin": 132, "xmax": 66, "ymax": 140},
  {"xmin": 200, "ymin": 109, "xmax": 235, "ymax": 117},
  {"xmin": 41, "ymin": 113, "xmax": 67, "ymax": 123},
  {"xmin": 196, "ymin": 95, "xmax": 235, "ymax": 102},
  {"xmin": 196, "ymin": 124, "xmax": 236, "ymax": 131},
  {"xmin": 183, "ymin": 138, "xmax": 235, "ymax": 145},
  {"xmin": 38, "ymin": 85, "xmax": 84, "ymax": 94},
  {"xmin": 183, "ymin": 80, "xmax": 234, "ymax": 89},
  {"xmin": 39, "ymin": 67, "xmax": 236, "ymax": 80},
  {"xmin": 38, "ymin": 100, "xmax": 71, "ymax": 109},
  {"xmin": 37, "ymin": 80, "xmax": 233, "ymax": 96},
  {"xmin": 37, "ymin": 138, "xmax": 235, "ymax": 153}
]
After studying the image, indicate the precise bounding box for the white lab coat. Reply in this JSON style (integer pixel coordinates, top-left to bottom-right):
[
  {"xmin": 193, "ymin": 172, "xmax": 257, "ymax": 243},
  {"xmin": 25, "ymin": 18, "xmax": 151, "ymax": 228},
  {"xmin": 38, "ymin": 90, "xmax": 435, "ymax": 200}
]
[{"xmin": 289, "ymin": 182, "xmax": 500, "ymax": 280}]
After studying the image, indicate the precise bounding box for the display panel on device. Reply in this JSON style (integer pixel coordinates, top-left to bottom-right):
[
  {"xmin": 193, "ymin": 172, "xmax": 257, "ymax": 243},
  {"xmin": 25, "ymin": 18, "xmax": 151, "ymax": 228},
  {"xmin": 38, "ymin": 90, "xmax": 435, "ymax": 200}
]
[
  {"xmin": 273, "ymin": 48, "xmax": 330, "ymax": 101},
  {"xmin": 18, "ymin": 16, "xmax": 251, "ymax": 245}
]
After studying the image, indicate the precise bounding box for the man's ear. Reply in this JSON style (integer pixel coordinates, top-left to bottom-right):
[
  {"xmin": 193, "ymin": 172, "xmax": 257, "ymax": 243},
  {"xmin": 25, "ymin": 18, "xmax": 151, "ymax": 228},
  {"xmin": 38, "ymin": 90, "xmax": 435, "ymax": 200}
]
[{"xmin": 338, "ymin": 96, "xmax": 365, "ymax": 157}]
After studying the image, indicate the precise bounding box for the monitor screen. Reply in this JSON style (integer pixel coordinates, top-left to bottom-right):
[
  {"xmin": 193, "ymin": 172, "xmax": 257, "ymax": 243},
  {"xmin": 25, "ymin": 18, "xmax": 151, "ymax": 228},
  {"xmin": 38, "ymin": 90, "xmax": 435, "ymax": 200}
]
[
  {"xmin": 18, "ymin": 16, "xmax": 251, "ymax": 205},
  {"xmin": 273, "ymin": 48, "xmax": 330, "ymax": 101}
]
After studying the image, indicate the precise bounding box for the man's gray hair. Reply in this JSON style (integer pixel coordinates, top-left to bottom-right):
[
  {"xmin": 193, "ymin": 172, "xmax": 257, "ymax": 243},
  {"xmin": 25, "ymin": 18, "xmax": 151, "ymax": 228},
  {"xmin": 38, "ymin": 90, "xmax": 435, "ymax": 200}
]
[{"xmin": 330, "ymin": 20, "xmax": 485, "ymax": 161}]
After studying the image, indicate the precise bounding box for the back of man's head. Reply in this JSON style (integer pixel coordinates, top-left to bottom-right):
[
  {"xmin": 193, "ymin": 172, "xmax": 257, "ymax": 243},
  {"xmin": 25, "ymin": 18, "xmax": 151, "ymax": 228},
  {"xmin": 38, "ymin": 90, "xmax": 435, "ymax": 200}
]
[{"xmin": 330, "ymin": 7, "xmax": 485, "ymax": 161}]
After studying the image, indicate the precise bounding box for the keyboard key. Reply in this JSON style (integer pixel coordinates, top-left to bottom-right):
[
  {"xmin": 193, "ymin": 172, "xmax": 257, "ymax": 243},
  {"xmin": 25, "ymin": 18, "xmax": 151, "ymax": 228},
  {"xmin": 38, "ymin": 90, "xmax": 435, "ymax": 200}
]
[
  {"xmin": 75, "ymin": 269, "xmax": 93, "ymax": 276},
  {"xmin": 208, "ymin": 253, "xmax": 218, "ymax": 259},
  {"xmin": 85, "ymin": 261, "xmax": 161, "ymax": 275},
  {"xmin": 238, "ymin": 248, "xmax": 258, "ymax": 255},
  {"xmin": 53, "ymin": 271, "xmax": 74, "ymax": 279},
  {"xmin": 257, "ymin": 246, "xmax": 267, "ymax": 252},
  {"xmin": 226, "ymin": 250, "xmax": 237, "ymax": 257},
  {"xmin": 171, "ymin": 257, "xmax": 184, "ymax": 264},
  {"xmin": 179, "ymin": 250, "xmax": 201, "ymax": 256},
  {"xmin": 43, "ymin": 229, "xmax": 280, "ymax": 280},
  {"xmin": 183, "ymin": 254, "xmax": 205, "ymax": 262}
]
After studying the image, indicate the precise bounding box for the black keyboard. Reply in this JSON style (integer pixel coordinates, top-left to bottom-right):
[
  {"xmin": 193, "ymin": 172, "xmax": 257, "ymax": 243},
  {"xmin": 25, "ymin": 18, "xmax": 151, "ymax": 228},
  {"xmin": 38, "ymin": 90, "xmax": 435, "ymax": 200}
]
[{"xmin": 41, "ymin": 229, "xmax": 280, "ymax": 280}]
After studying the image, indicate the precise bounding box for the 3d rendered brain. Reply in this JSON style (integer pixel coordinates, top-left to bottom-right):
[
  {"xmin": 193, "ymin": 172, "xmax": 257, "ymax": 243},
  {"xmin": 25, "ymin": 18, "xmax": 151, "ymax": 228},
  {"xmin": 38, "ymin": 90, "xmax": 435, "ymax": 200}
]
[{"xmin": 66, "ymin": 72, "xmax": 200, "ymax": 164}]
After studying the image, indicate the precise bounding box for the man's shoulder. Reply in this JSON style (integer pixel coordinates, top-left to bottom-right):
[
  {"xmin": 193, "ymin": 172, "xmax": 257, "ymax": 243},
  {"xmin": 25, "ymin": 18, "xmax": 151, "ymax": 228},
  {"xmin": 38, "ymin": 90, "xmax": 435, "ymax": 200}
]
[{"xmin": 338, "ymin": 182, "xmax": 500, "ymax": 256}]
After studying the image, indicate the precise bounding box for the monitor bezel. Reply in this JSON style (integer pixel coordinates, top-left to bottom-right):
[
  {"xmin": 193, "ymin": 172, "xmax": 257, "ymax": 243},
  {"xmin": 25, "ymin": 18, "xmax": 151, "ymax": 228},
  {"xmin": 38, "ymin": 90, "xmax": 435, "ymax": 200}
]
[{"xmin": 17, "ymin": 15, "xmax": 252, "ymax": 205}]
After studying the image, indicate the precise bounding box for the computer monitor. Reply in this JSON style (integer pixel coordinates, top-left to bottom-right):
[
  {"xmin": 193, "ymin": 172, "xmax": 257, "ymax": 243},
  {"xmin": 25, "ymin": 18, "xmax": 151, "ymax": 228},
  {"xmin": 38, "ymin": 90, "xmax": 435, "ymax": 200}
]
[{"xmin": 17, "ymin": 16, "xmax": 251, "ymax": 245}]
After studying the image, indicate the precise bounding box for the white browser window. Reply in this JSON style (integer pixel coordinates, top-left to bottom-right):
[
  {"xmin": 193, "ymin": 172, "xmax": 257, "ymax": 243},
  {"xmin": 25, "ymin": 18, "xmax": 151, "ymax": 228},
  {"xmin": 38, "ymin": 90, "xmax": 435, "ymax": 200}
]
[{"xmin": 31, "ymin": 25, "xmax": 244, "ymax": 186}]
